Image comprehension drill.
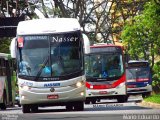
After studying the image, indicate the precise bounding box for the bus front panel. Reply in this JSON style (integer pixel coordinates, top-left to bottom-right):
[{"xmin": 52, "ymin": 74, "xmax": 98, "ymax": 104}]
[{"xmin": 17, "ymin": 31, "xmax": 86, "ymax": 105}]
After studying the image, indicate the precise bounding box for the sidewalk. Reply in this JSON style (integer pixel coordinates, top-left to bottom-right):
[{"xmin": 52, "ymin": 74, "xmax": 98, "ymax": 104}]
[{"xmin": 137, "ymin": 100, "xmax": 160, "ymax": 109}]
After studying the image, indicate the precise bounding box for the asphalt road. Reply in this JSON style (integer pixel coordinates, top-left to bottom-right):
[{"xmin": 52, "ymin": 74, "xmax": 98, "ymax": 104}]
[{"xmin": 0, "ymin": 95, "xmax": 160, "ymax": 120}]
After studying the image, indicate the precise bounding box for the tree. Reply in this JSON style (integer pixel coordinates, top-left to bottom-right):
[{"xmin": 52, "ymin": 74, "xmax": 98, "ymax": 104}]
[
  {"xmin": 121, "ymin": 0, "xmax": 160, "ymax": 69},
  {"xmin": 53, "ymin": 0, "xmax": 114, "ymax": 44},
  {"xmin": 154, "ymin": 0, "xmax": 160, "ymax": 5},
  {"xmin": 152, "ymin": 61, "xmax": 160, "ymax": 94},
  {"xmin": 111, "ymin": 0, "xmax": 148, "ymax": 42},
  {"xmin": 0, "ymin": 38, "xmax": 11, "ymax": 53},
  {"xmin": 0, "ymin": 0, "xmax": 36, "ymax": 18}
]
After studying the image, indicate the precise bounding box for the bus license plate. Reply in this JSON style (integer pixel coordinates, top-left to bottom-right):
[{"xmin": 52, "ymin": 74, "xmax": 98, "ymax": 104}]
[
  {"xmin": 47, "ymin": 94, "xmax": 59, "ymax": 99},
  {"xmin": 99, "ymin": 91, "xmax": 108, "ymax": 94}
]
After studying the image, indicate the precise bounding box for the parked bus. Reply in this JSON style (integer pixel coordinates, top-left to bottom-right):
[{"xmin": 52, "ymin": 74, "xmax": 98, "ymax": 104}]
[
  {"xmin": 0, "ymin": 53, "xmax": 16, "ymax": 110},
  {"xmin": 126, "ymin": 60, "xmax": 152, "ymax": 98},
  {"xmin": 10, "ymin": 18, "xmax": 86, "ymax": 113},
  {"xmin": 85, "ymin": 44, "xmax": 128, "ymax": 104}
]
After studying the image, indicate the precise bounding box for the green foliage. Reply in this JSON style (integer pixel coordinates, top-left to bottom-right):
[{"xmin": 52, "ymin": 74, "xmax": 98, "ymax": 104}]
[
  {"xmin": 0, "ymin": 38, "xmax": 11, "ymax": 53},
  {"xmin": 152, "ymin": 61, "xmax": 160, "ymax": 87},
  {"xmin": 121, "ymin": 0, "xmax": 160, "ymax": 64},
  {"xmin": 144, "ymin": 94, "xmax": 160, "ymax": 104}
]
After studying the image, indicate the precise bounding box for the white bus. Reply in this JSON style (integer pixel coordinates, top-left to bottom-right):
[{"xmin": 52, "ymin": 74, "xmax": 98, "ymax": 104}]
[{"xmin": 10, "ymin": 18, "xmax": 86, "ymax": 113}]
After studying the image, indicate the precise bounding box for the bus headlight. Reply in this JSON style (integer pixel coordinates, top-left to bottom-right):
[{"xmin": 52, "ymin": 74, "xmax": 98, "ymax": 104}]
[
  {"xmin": 22, "ymin": 85, "xmax": 30, "ymax": 91},
  {"xmin": 21, "ymin": 95, "xmax": 25, "ymax": 99},
  {"xmin": 80, "ymin": 92, "xmax": 84, "ymax": 96},
  {"xmin": 76, "ymin": 82, "xmax": 83, "ymax": 87},
  {"xmin": 70, "ymin": 81, "xmax": 84, "ymax": 88}
]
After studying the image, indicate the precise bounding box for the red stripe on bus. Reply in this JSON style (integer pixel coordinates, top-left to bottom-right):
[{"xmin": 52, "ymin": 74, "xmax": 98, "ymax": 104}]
[
  {"xmin": 136, "ymin": 78, "xmax": 149, "ymax": 82},
  {"xmin": 86, "ymin": 73, "xmax": 126, "ymax": 89}
]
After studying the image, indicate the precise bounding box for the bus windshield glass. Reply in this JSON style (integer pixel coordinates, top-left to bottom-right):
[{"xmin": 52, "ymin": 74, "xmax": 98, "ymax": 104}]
[
  {"xmin": 126, "ymin": 67, "xmax": 150, "ymax": 81},
  {"xmin": 85, "ymin": 53, "xmax": 124, "ymax": 79},
  {"xmin": 17, "ymin": 31, "xmax": 83, "ymax": 80},
  {"xmin": 50, "ymin": 32, "xmax": 82, "ymax": 76}
]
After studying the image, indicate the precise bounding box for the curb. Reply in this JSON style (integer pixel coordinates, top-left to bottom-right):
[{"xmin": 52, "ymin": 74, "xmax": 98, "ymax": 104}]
[{"xmin": 137, "ymin": 101, "xmax": 160, "ymax": 109}]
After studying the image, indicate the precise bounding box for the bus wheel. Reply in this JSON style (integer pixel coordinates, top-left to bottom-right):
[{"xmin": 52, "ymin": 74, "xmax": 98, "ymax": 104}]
[
  {"xmin": 117, "ymin": 95, "xmax": 128, "ymax": 103},
  {"xmin": 91, "ymin": 100, "xmax": 96, "ymax": 104},
  {"xmin": 66, "ymin": 104, "xmax": 73, "ymax": 111},
  {"xmin": 31, "ymin": 105, "xmax": 38, "ymax": 113},
  {"xmin": 18, "ymin": 103, "xmax": 21, "ymax": 107},
  {"xmin": 97, "ymin": 99, "xmax": 100, "ymax": 102},
  {"xmin": 85, "ymin": 99, "xmax": 90, "ymax": 104},
  {"xmin": 74, "ymin": 101, "xmax": 84, "ymax": 111},
  {"xmin": 0, "ymin": 92, "xmax": 7, "ymax": 110},
  {"xmin": 142, "ymin": 92, "xmax": 151, "ymax": 98},
  {"xmin": 22, "ymin": 104, "xmax": 30, "ymax": 113}
]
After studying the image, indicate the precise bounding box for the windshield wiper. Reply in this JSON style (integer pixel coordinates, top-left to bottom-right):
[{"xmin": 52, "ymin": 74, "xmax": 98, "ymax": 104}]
[{"xmin": 34, "ymin": 57, "xmax": 49, "ymax": 81}]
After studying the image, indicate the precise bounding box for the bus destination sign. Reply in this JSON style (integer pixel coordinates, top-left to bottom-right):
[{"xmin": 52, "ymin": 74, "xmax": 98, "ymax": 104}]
[{"xmin": 91, "ymin": 46, "xmax": 122, "ymax": 53}]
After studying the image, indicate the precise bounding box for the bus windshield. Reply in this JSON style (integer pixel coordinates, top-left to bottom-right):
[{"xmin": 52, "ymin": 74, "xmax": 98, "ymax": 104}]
[
  {"xmin": 85, "ymin": 53, "xmax": 124, "ymax": 79},
  {"xmin": 17, "ymin": 31, "xmax": 83, "ymax": 80},
  {"xmin": 126, "ymin": 67, "xmax": 150, "ymax": 81}
]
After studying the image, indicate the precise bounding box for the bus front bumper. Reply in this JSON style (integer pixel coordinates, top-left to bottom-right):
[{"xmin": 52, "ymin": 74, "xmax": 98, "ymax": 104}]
[
  {"xmin": 127, "ymin": 85, "xmax": 152, "ymax": 95},
  {"xmin": 19, "ymin": 86, "xmax": 86, "ymax": 105},
  {"xmin": 86, "ymin": 83, "xmax": 126, "ymax": 98}
]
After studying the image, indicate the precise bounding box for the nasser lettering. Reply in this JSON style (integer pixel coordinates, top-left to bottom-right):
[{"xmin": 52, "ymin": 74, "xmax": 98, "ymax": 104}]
[{"xmin": 52, "ymin": 36, "xmax": 78, "ymax": 43}]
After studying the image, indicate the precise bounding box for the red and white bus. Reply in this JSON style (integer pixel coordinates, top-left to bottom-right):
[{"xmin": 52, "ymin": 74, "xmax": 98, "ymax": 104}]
[{"xmin": 85, "ymin": 43, "xmax": 128, "ymax": 103}]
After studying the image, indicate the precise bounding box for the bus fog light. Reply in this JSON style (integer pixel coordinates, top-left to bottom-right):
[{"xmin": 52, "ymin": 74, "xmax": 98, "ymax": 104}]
[
  {"xmin": 80, "ymin": 92, "xmax": 84, "ymax": 96},
  {"xmin": 76, "ymin": 82, "xmax": 82, "ymax": 87},
  {"xmin": 90, "ymin": 86, "xmax": 93, "ymax": 89}
]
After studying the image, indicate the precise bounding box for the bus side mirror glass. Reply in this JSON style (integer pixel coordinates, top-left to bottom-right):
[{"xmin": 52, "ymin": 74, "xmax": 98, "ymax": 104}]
[{"xmin": 10, "ymin": 37, "xmax": 17, "ymax": 58}]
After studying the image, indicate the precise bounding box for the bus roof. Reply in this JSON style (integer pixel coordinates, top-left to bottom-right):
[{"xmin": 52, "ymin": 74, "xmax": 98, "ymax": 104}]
[
  {"xmin": 89, "ymin": 43, "xmax": 123, "ymax": 53},
  {"xmin": 0, "ymin": 53, "xmax": 11, "ymax": 60},
  {"xmin": 127, "ymin": 60, "xmax": 149, "ymax": 68},
  {"xmin": 17, "ymin": 18, "xmax": 81, "ymax": 35},
  {"xmin": 90, "ymin": 43, "xmax": 123, "ymax": 48}
]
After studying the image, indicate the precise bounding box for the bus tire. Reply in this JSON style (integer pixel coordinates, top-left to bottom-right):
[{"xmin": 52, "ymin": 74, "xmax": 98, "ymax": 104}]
[
  {"xmin": 31, "ymin": 105, "xmax": 38, "ymax": 113},
  {"xmin": 85, "ymin": 99, "xmax": 90, "ymax": 104},
  {"xmin": 142, "ymin": 92, "xmax": 151, "ymax": 98},
  {"xmin": 0, "ymin": 91, "xmax": 7, "ymax": 110},
  {"xmin": 66, "ymin": 104, "xmax": 73, "ymax": 111},
  {"xmin": 18, "ymin": 103, "xmax": 21, "ymax": 107},
  {"xmin": 117, "ymin": 95, "xmax": 128, "ymax": 103},
  {"xmin": 74, "ymin": 101, "xmax": 84, "ymax": 111},
  {"xmin": 97, "ymin": 99, "xmax": 100, "ymax": 102},
  {"xmin": 22, "ymin": 104, "xmax": 30, "ymax": 113},
  {"xmin": 91, "ymin": 99, "xmax": 96, "ymax": 104}
]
